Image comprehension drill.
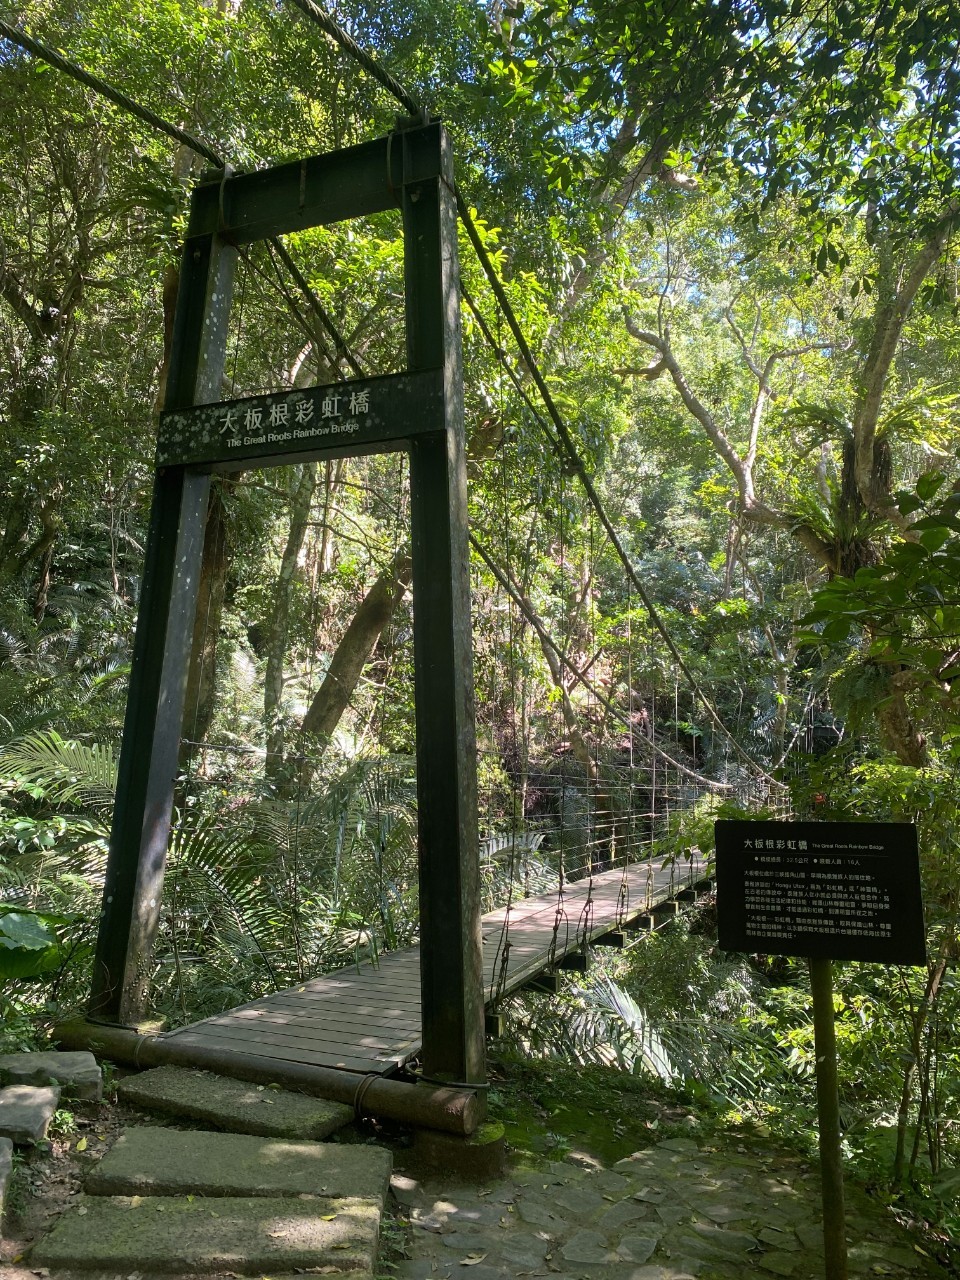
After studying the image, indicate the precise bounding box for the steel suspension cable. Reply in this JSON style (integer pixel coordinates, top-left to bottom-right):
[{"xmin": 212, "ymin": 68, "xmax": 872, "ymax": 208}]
[
  {"xmin": 11, "ymin": 0, "xmax": 782, "ymax": 788},
  {"xmin": 470, "ymin": 532, "xmax": 734, "ymax": 791},
  {"xmin": 285, "ymin": 0, "xmax": 421, "ymax": 116},
  {"xmin": 0, "ymin": 19, "xmax": 224, "ymax": 168},
  {"xmin": 456, "ymin": 203, "xmax": 783, "ymax": 788}
]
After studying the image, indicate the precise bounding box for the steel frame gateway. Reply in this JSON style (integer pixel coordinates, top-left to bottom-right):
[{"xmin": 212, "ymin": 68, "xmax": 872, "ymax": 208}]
[{"xmin": 87, "ymin": 120, "xmax": 486, "ymax": 1088}]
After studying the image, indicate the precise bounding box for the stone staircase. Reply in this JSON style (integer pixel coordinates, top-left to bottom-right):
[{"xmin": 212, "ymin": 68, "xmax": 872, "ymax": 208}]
[{"xmin": 2, "ymin": 1056, "xmax": 391, "ymax": 1278}]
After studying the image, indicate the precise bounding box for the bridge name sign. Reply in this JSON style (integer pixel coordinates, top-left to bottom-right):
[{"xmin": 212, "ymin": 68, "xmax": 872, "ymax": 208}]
[{"xmin": 157, "ymin": 369, "xmax": 443, "ymax": 469}]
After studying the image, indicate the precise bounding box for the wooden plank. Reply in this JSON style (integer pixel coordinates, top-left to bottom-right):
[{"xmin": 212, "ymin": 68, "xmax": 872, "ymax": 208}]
[
  {"xmin": 168, "ymin": 1035, "xmax": 401, "ymax": 1075},
  {"xmin": 204, "ymin": 1004, "xmax": 419, "ymax": 1039},
  {"xmin": 248, "ymin": 977, "xmax": 423, "ymax": 1000},
  {"xmin": 217, "ymin": 1005, "xmax": 420, "ymax": 1031},
  {"xmin": 169, "ymin": 1029, "xmax": 404, "ymax": 1073},
  {"xmin": 197, "ymin": 1015, "xmax": 418, "ymax": 1054},
  {"xmin": 232, "ymin": 984, "xmax": 421, "ymax": 1005}
]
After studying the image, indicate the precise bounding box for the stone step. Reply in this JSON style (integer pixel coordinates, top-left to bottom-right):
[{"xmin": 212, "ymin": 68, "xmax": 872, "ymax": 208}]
[
  {"xmin": 117, "ymin": 1064, "xmax": 354, "ymax": 1138},
  {"xmin": 85, "ymin": 1124, "xmax": 392, "ymax": 1202},
  {"xmin": 0, "ymin": 1049, "xmax": 102, "ymax": 1100},
  {"xmin": 30, "ymin": 1193, "xmax": 380, "ymax": 1274},
  {"xmin": 0, "ymin": 1083, "xmax": 60, "ymax": 1144}
]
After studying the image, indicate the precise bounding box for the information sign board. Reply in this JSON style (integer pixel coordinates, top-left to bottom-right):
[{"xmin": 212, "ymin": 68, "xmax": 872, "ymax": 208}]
[
  {"xmin": 715, "ymin": 820, "xmax": 926, "ymax": 965},
  {"xmin": 156, "ymin": 369, "xmax": 443, "ymax": 469}
]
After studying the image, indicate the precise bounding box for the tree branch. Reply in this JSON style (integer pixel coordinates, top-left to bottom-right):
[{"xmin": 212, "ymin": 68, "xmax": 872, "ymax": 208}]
[
  {"xmin": 854, "ymin": 202, "xmax": 960, "ymax": 511},
  {"xmin": 623, "ymin": 312, "xmax": 753, "ymax": 502},
  {"xmin": 0, "ymin": 261, "xmax": 45, "ymax": 342}
]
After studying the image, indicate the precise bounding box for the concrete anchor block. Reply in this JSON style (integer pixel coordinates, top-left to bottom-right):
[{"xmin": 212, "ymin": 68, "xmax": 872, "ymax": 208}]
[{"xmin": 411, "ymin": 1121, "xmax": 506, "ymax": 1181}]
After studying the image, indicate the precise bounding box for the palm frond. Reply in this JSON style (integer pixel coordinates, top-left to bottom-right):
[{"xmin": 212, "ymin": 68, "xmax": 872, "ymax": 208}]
[
  {"xmin": 170, "ymin": 811, "xmax": 285, "ymax": 990},
  {"xmin": 1, "ymin": 730, "xmax": 117, "ymax": 817}
]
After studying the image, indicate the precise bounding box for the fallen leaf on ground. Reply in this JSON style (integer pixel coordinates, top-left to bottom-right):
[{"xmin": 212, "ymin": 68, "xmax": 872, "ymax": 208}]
[
  {"xmin": 459, "ymin": 1253, "xmax": 487, "ymax": 1265},
  {"xmin": 75, "ymin": 1137, "xmax": 87, "ymax": 1152}
]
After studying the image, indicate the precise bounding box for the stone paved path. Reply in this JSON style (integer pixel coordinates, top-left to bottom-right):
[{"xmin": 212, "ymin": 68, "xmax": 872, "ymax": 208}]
[
  {"xmin": 3, "ymin": 1061, "xmax": 953, "ymax": 1279},
  {"xmin": 390, "ymin": 1135, "xmax": 950, "ymax": 1280}
]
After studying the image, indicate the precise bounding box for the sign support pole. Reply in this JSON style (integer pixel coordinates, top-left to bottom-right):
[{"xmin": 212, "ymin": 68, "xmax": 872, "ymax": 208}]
[
  {"xmin": 716, "ymin": 820, "xmax": 925, "ymax": 1280},
  {"xmin": 809, "ymin": 957, "xmax": 848, "ymax": 1280}
]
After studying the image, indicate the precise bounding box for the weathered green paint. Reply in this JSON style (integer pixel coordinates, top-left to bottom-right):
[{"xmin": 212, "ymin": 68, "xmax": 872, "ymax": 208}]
[
  {"xmin": 157, "ymin": 370, "xmax": 442, "ymax": 469},
  {"xmin": 89, "ymin": 226, "xmax": 236, "ymax": 1024},
  {"xmin": 182, "ymin": 128, "xmax": 447, "ymax": 245},
  {"xmin": 402, "ymin": 122, "xmax": 486, "ymax": 1087},
  {"xmin": 88, "ymin": 121, "xmax": 487, "ymax": 1090}
]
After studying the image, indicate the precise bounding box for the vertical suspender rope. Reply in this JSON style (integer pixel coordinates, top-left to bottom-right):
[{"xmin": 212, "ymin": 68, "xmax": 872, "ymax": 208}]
[
  {"xmin": 615, "ymin": 583, "xmax": 633, "ymax": 931},
  {"xmin": 576, "ymin": 513, "xmax": 596, "ymax": 951}
]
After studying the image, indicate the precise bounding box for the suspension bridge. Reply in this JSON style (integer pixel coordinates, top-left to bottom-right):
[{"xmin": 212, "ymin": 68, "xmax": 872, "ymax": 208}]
[
  {"xmin": 72, "ymin": 851, "xmax": 709, "ymax": 1084},
  {"xmin": 33, "ymin": 85, "xmax": 784, "ymax": 1124}
]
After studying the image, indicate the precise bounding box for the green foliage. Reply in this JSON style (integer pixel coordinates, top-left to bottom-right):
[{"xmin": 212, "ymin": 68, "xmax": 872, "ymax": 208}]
[
  {"xmin": 0, "ymin": 906, "xmax": 65, "ymax": 979},
  {"xmin": 493, "ymin": 0, "xmax": 960, "ymax": 249},
  {"xmin": 800, "ymin": 468, "xmax": 960, "ymax": 747}
]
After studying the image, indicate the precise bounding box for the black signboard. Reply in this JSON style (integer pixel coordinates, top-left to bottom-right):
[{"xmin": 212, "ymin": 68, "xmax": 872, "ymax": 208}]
[
  {"xmin": 156, "ymin": 369, "xmax": 443, "ymax": 469},
  {"xmin": 715, "ymin": 821, "xmax": 926, "ymax": 965}
]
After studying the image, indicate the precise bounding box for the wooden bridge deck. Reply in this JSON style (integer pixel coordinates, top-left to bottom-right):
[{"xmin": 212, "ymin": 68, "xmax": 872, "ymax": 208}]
[{"xmin": 161, "ymin": 853, "xmax": 707, "ymax": 1077}]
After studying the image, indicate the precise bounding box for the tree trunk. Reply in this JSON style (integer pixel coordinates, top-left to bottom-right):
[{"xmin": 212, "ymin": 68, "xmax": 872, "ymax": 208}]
[
  {"xmin": 876, "ymin": 677, "xmax": 928, "ymax": 768},
  {"xmin": 317, "ymin": 458, "xmax": 346, "ymax": 574},
  {"xmin": 264, "ymin": 462, "xmax": 318, "ymax": 784},
  {"xmin": 297, "ymin": 546, "xmax": 412, "ymax": 784},
  {"xmin": 181, "ymin": 478, "xmax": 234, "ymax": 759}
]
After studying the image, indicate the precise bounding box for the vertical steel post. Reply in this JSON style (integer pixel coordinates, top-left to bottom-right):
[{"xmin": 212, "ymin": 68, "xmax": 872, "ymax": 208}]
[
  {"xmin": 810, "ymin": 957, "xmax": 848, "ymax": 1280},
  {"xmin": 401, "ymin": 122, "xmax": 486, "ymax": 1084},
  {"xmin": 89, "ymin": 213, "xmax": 236, "ymax": 1024}
]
